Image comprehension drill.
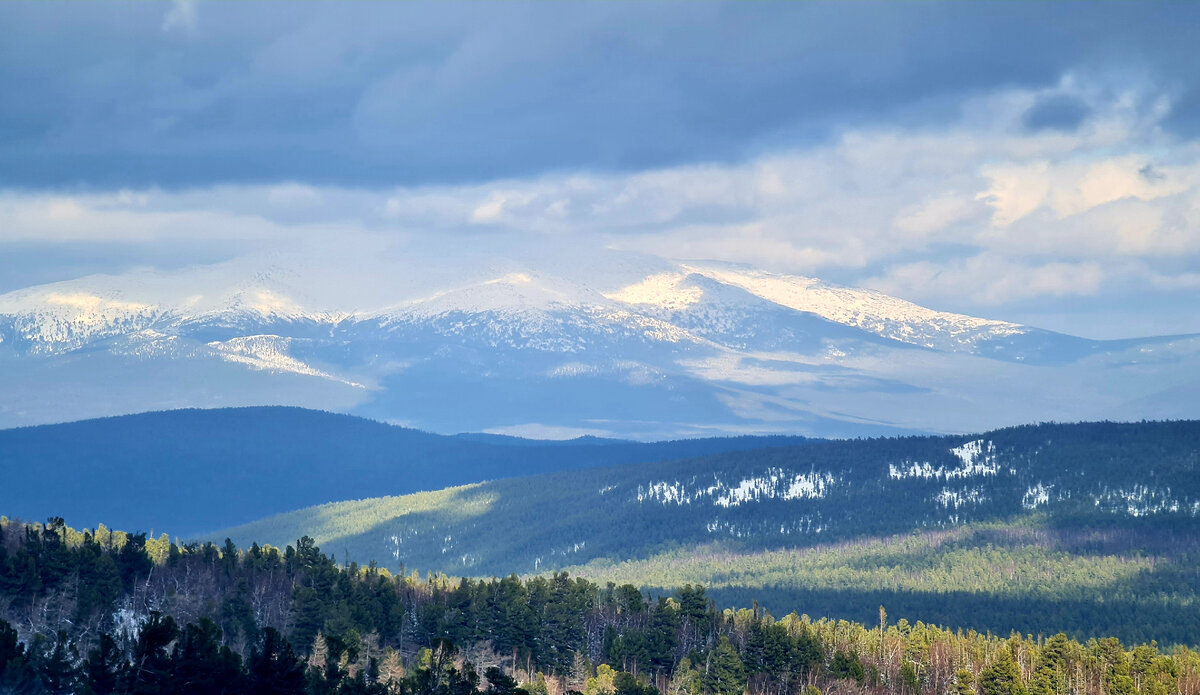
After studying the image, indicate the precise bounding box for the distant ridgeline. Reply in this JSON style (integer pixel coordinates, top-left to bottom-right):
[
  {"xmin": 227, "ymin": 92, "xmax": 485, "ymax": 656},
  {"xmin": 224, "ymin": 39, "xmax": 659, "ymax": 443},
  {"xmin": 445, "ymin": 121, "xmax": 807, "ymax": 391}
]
[
  {"xmin": 0, "ymin": 406, "xmax": 811, "ymax": 536},
  {"xmin": 0, "ymin": 518, "xmax": 1196, "ymax": 695}
]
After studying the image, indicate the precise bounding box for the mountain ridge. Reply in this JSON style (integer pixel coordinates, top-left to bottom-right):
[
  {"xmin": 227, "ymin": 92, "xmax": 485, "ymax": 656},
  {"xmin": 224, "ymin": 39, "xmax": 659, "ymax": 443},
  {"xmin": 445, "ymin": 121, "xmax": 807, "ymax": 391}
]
[{"xmin": 1, "ymin": 248, "xmax": 1196, "ymax": 437}]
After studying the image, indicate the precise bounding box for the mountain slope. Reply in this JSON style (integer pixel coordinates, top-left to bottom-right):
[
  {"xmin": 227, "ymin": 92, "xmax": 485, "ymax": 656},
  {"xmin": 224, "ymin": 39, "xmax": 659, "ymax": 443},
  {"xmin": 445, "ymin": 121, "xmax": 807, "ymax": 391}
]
[
  {"xmin": 211, "ymin": 419, "xmax": 1200, "ymax": 643},
  {"xmin": 214, "ymin": 420, "xmax": 1200, "ymax": 576},
  {"xmin": 0, "ymin": 406, "xmax": 810, "ymax": 536},
  {"xmin": 1, "ymin": 247, "xmax": 1194, "ymax": 438}
]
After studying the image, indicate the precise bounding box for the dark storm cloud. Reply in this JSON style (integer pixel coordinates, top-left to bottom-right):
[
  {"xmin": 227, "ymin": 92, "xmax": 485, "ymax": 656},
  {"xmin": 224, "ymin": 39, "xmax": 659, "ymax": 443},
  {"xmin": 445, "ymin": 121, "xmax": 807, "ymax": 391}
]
[{"xmin": 1, "ymin": 1, "xmax": 1199, "ymax": 188}]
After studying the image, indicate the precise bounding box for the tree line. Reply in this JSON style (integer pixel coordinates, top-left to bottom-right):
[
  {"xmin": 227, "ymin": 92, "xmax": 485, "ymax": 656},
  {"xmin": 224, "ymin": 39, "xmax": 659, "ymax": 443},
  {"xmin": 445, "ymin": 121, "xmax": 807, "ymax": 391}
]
[{"xmin": 2, "ymin": 517, "xmax": 1198, "ymax": 695}]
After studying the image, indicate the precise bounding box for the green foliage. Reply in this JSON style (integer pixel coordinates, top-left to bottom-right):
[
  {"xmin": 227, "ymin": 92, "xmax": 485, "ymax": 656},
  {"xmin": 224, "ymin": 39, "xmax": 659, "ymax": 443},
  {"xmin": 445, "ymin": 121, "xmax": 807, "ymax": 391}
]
[
  {"xmin": 955, "ymin": 669, "xmax": 976, "ymax": 695},
  {"xmin": 829, "ymin": 650, "xmax": 866, "ymax": 684},
  {"xmin": 899, "ymin": 662, "xmax": 920, "ymax": 695},
  {"xmin": 707, "ymin": 636, "xmax": 747, "ymax": 695},
  {"xmin": 979, "ymin": 650, "xmax": 1027, "ymax": 695},
  {"xmin": 2, "ymin": 518, "xmax": 1200, "ymax": 695}
]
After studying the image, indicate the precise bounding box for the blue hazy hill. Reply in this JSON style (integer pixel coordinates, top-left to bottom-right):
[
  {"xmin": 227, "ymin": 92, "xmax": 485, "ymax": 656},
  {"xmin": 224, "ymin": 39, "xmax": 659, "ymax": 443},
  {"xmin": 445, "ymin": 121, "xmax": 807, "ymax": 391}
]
[{"xmin": 0, "ymin": 406, "xmax": 810, "ymax": 535}]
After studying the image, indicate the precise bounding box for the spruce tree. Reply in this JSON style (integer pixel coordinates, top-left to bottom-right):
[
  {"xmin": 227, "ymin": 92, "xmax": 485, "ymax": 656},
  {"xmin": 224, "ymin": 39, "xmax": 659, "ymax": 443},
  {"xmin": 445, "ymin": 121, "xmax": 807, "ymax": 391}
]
[
  {"xmin": 979, "ymin": 651, "xmax": 1027, "ymax": 695},
  {"xmin": 707, "ymin": 636, "xmax": 747, "ymax": 695}
]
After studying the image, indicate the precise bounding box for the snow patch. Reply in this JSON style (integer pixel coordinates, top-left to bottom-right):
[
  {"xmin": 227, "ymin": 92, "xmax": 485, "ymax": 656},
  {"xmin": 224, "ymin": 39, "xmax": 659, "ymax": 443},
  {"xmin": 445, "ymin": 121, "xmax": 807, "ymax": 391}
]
[
  {"xmin": 889, "ymin": 440, "xmax": 1001, "ymax": 480},
  {"xmin": 638, "ymin": 468, "xmax": 838, "ymax": 507},
  {"xmin": 933, "ymin": 487, "xmax": 988, "ymax": 509},
  {"xmin": 1091, "ymin": 485, "xmax": 1197, "ymax": 517},
  {"xmin": 604, "ymin": 272, "xmax": 704, "ymax": 310},
  {"xmin": 1022, "ymin": 483, "xmax": 1053, "ymax": 510},
  {"xmin": 207, "ymin": 335, "xmax": 366, "ymax": 388}
]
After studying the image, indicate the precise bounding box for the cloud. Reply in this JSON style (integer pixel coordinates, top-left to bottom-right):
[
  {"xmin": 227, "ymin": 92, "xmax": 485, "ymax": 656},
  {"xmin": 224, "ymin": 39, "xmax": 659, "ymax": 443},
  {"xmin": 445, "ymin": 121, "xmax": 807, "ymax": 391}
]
[
  {"xmin": 978, "ymin": 154, "xmax": 1191, "ymax": 228},
  {"xmin": 2, "ymin": 75, "xmax": 1198, "ymax": 334},
  {"xmin": 3, "ymin": 2, "xmax": 1200, "ymax": 187},
  {"xmin": 162, "ymin": 0, "xmax": 197, "ymax": 34}
]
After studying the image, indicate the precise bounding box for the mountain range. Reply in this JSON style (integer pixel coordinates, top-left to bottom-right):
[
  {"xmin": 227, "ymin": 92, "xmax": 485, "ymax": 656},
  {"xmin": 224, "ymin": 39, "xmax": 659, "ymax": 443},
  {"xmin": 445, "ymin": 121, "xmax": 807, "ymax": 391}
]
[{"xmin": 1, "ymin": 245, "xmax": 1195, "ymax": 439}]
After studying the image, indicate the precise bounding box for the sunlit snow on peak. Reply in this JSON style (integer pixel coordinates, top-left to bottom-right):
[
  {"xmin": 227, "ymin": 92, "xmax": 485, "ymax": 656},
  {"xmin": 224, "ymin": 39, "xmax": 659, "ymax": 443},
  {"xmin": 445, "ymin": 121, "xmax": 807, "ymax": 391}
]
[
  {"xmin": 484, "ymin": 273, "xmax": 534, "ymax": 286},
  {"xmin": 243, "ymin": 289, "xmax": 304, "ymax": 317},
  {"xmin": 682, "ymin": 265, "xmax": 1027, "ymax": 351},
  {"xmin": 604, "ymin": 272, "xmax": 704, "ymax": 310},
  {"xmin": 43, "ymin": 293, "xmax": 154, "ymax": 315}
]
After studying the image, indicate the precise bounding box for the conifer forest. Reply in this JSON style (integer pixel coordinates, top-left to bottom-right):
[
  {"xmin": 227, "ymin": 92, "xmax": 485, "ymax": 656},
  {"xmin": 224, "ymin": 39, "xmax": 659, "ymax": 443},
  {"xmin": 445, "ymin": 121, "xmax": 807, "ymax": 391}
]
[{"xmin": 1, "ymin": 518, "xmax": 1197, "ymax": 695}]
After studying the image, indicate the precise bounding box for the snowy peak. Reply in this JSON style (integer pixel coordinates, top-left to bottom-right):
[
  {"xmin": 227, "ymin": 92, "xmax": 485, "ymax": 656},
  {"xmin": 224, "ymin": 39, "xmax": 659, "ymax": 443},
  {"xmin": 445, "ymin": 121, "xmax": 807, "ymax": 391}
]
[
  {"xmin": 0, "ymin": 247, "xmax": 1193, "ymax": 436},
  {"xmin": 381, "ymin": 271, "xmax": 600, "ymax": 319},
  {"xmin": 0, "ymin": 251, "xmax": 1032, "ymax": 356},
  {"xmin": 678, "ymin": 265, "xmax": 1028, "ymax": 351},
  {"xmin": 0, "ymin": 286, "xmax": 163, "ymax": 354}
]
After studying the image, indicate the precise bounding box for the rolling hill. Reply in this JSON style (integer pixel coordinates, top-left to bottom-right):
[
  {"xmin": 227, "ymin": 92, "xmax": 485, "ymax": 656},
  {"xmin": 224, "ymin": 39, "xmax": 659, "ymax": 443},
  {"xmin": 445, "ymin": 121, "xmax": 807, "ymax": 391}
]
[{"xmin": 0, "ymin": 406, "xmax": 809, "ymax": 536}]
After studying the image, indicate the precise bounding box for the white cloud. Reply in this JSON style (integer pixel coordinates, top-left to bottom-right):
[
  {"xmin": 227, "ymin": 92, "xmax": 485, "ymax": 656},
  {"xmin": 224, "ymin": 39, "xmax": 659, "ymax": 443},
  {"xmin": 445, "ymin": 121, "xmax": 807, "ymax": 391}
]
[
  {"xmin": 977, "ymin": 161, "xmax": 1052, "ymax": 227},
  {"xmin": 3, "ymin": 75, "xmax": 1198, "ymax": 323}
]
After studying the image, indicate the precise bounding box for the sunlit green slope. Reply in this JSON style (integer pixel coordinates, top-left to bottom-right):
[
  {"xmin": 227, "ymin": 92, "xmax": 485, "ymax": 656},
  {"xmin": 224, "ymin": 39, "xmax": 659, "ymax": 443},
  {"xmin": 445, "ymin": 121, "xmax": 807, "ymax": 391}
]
[{"xmin": 214, "ymin": 420, "xmax": 1200, "ymax": 642}]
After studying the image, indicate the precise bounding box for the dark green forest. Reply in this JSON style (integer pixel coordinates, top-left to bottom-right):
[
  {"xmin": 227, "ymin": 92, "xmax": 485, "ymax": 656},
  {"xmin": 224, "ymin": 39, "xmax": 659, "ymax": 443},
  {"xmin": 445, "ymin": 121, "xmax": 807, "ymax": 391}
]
[{"xmin": 2, "ymin": 518, "xmax": 1199, "ymax": 695}]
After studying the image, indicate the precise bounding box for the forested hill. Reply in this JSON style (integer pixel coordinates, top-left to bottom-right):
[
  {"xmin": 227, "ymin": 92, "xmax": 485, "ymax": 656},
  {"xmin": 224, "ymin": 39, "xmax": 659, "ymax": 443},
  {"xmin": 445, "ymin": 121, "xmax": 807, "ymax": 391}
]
[
  {"xmin": 0, "ymin": 407, "xmax": 809, "ymax": 536},
  {"xmin": 219, "ymin": 419, "xmax": 1200, "ymax": 577},
  {"xmin": 212, "ymin": 420, "xmax": 1200, "ymax": 642}
]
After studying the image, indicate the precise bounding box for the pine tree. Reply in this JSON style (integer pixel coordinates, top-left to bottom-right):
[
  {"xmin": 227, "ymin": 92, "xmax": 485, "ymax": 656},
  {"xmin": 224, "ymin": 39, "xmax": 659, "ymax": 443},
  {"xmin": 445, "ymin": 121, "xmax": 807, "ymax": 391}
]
[
  {"xmin": 900, "ymin": 662, "xmax": 920, "ymax": 695},
  {"xmin": 125, "ymin": 612, "xmax": 179, "ymax": 695},
  {"xmin": 308, "ymin": 631, "xmax": 330, "ymax": 674},
  {"xmin": 585, "ymin": 663, "xmax": 617, "ymax": 695},
  {"xmin": 247, "ymin": 628, "xmax": 307, "ymax": 695},
  {"xmin": 569, "ymin": 651, "xmax": 592, "ymax": 689},
  {"xmin": 84, "ymin": 634, "xmax": 125, "ymax": 695},
  {"xmin": 0, "ymin": 618, "xmax": 40, "ymax": 694},
  {"xmin": 707, "ymin": 636, "xmax": 747, "ymax": 695},
  {"xmin": 954, "ymin": 668, "xmax": 976, "ymax": 695},
  {"xmin": 31, "ymin": 631, "xmax": 79, "ymax": 695},
  {"xmin": 979, "ymin": 651, "xmax": 1027, "ymax": 695},
  {"xmin": 666, "ymin": 657, "xmax": 701, "ymax": 695}
]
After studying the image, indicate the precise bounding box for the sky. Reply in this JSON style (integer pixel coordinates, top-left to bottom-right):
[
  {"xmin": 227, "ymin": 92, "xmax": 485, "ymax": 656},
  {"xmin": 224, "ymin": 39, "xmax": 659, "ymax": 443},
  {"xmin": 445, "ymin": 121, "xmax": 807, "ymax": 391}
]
[{"xmin": 2, "ymin": 1, "xmax": 1199, "ymax": 339}]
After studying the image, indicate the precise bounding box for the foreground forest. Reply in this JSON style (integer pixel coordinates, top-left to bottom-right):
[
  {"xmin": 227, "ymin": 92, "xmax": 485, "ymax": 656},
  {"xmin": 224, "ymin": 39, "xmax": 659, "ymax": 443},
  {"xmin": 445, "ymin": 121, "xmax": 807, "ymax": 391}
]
[{"xmin": 2, "ymin": 518, "xmax": 1198, "ymax": 695}]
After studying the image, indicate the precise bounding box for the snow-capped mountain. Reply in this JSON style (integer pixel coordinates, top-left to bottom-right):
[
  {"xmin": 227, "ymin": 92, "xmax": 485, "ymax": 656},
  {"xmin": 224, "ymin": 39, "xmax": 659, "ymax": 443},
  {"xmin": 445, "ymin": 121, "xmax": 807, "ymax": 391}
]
[{"xmin": 0, "ymin": 246, "xmax": 1195, "ymax": 437}]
